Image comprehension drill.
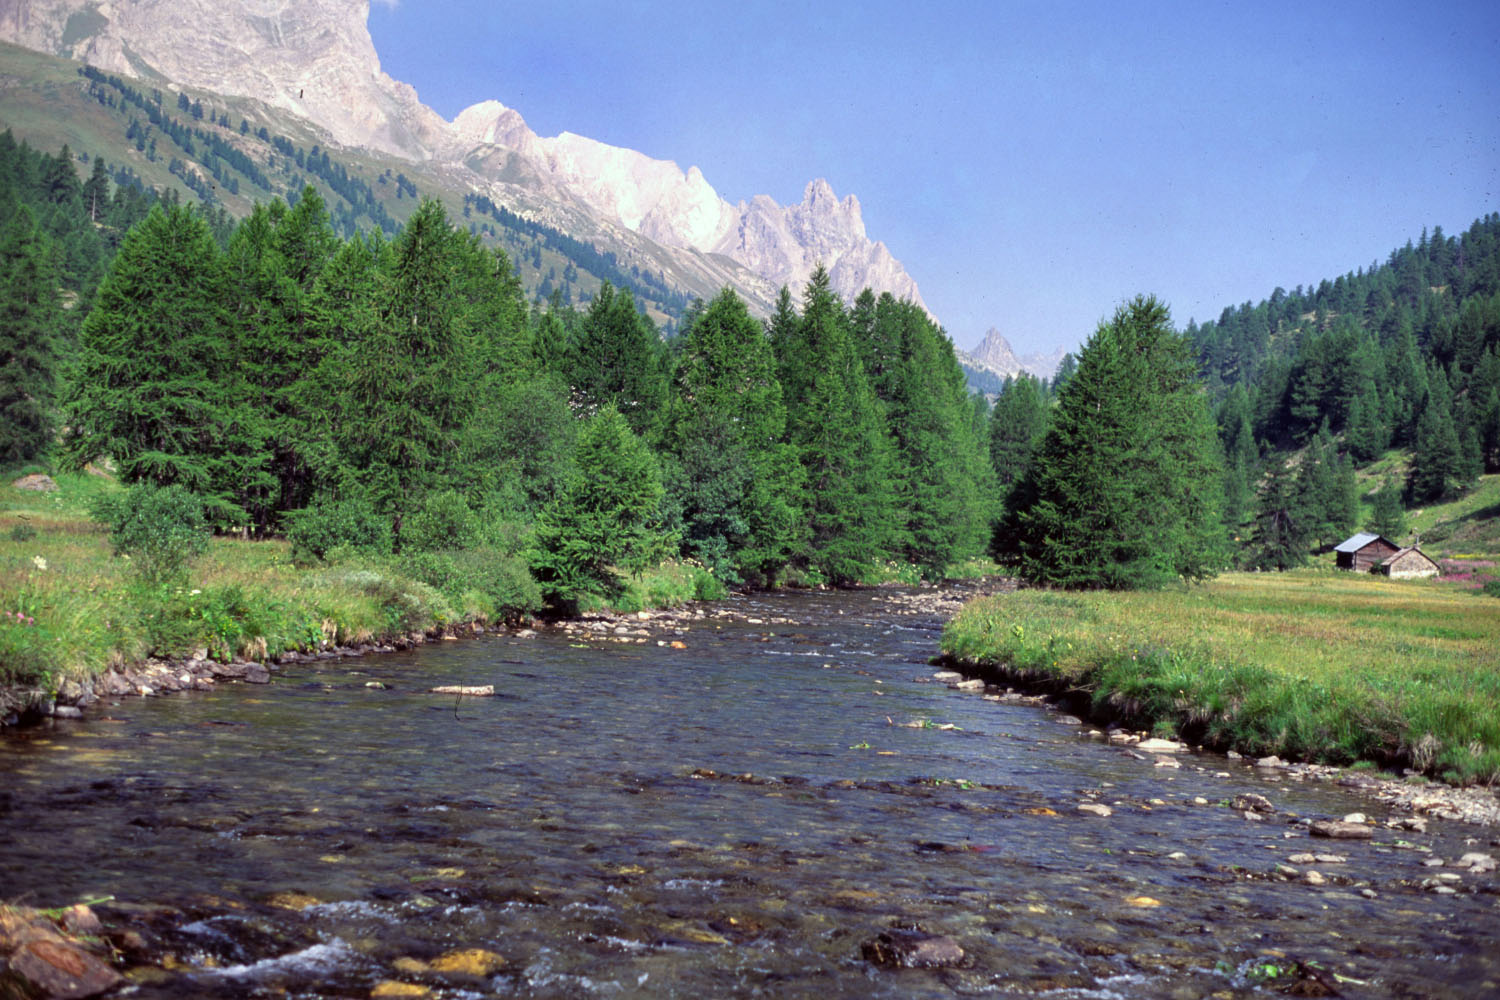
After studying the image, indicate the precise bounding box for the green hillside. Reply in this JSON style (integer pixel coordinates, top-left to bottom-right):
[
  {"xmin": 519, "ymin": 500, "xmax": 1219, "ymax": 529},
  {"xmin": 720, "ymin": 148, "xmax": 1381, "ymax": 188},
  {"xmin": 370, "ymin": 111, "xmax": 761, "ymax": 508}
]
[{"xmin": 0, "ymin": 41, "xmax": 690, "ymax": 324}]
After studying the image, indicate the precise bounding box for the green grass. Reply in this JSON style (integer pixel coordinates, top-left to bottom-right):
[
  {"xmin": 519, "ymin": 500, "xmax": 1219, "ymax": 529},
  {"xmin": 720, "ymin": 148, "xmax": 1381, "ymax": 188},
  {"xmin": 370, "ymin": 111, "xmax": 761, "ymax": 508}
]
[
  {"xmin": 1, "ymin": 473, "xmax": 760, "ymax": 696},
  {"xmin": 942, "ymin": 569, "xmax": 1500, "ymax": 784}
]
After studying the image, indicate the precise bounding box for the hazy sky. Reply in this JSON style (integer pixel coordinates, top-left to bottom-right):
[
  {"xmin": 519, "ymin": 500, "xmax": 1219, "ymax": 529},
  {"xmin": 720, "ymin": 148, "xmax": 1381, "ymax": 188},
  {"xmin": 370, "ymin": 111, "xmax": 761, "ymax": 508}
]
[{"xmin": 368, "ymin": 1, "xmax": 1500, "ymax": 357}]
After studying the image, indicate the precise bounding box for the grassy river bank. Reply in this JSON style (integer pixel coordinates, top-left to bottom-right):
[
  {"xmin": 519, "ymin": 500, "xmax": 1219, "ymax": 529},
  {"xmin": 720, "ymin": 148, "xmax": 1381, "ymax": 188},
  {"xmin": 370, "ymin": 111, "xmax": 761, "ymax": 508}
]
[
  {"xmin": 0, "ymin": 471, "xmax": 729, "ymax": 717},
  {"xmin": 941, "ymin": 570, "xmax": 1500, "ymax": 784}
]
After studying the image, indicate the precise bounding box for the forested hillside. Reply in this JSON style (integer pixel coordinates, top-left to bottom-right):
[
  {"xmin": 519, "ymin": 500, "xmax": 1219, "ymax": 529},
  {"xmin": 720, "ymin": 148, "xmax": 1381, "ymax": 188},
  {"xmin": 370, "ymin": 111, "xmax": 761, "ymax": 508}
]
[
  {"xmin": 1192, "ymin": 214, "xmax": 1500, "ymax": 566},
  {"xmin": 979, "ymin": 213, "xmax": 1500, "ymax": 574},
  {"xmin": 0, "ymin": 43, "xmax": 696, "ymax": 321}
]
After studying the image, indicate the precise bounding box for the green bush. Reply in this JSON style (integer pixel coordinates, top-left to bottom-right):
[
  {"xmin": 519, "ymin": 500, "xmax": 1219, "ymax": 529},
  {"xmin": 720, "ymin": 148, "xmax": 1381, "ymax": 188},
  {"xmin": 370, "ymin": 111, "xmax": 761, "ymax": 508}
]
[
  {"xmin": 8, "ymin": 523, "xmax": 37, "ymax": 542},
  {"xmin": 403, "ymin": 547, "xmax": 541, "ymax": 624},
  {"xmin": 284, "ymin": 492, "xmax": 393, "ymax": 564},
  {"xmin": 1482, "ymin": 578, "xmax": 1500, "ymax": 599},
  {"xmin": 90, "ymin": 483, "xmax": 209, "ymax": 584},
  {"xmin": 403, "ymin": 490, "xmax": 480, "ymax": 552}
]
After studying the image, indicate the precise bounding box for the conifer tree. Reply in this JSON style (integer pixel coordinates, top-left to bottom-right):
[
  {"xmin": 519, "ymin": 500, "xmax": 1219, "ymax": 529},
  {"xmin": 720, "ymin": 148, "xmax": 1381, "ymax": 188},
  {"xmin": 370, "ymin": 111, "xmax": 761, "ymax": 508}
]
[
  {"xmin": 64, "ymin": 203, "xmax": 259, "ymax": 523},
  {"xmin": 1249, "ymin": 459, "xmax": 1314, "ymax": 570},
  {"xmin": 1366, "ymin": 475, "xmax": 1408, "ymax": 543},
  {"xmin": 1215, "ymin": 384, "xmax": 1258, "ymax": 543},
  {"xmin": 778, "ymin": 267, "xmax": 899, "ymax": 583},
  {"xmin": 531, "ymin": 406, "xmax": 670, "ymax": 606},
  {"xmin": 664, "ymin": 288, "xmax": 804, "ymax": 583},
  {"xmin": 332, "ymin": 200, "xmax": 476, "ymax": 545},
  {"xmin": 567, "ymin": 283, "xmax": 667, "ymax": 441},
  {"xmin": 225, "ymin": 189, "xmax": 338, "ymax": 529},
  {"xmin": 0, "ymin": 205, "xmax": 62, "ymax": 466},
  {"xmin": 876, "ymin": 294, "xmax": 988, "ymax": 577},
  {"xmin": 989, "ymin": 373, "xmax": 1049, "ymax": 496},
  {"xmin": 994, "ymin": 295, "xmax": 1226, "ymax": 589},
  {"xmin": 1407, "ymin": 367, "xmax": 1466, "ymax": 502}
]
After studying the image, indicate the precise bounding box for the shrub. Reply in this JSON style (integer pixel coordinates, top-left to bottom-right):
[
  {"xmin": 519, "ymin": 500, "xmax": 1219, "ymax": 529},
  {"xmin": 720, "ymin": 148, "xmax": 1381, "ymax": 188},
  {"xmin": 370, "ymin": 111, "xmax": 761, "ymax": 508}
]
[
  {"xmin": 8, "ymin": 523, "xmax": 37, "ymax": 542},
  {"xmin": 403, "ymin": 490, "xmax": 480, "ymax": 553},
  {"xmin": 284, "ymin": 492, "xmax": 393, "ymax": 564},
  {"xmin": 1482, "ymin": 578, "xmax": 1500, "ymax": 599},
  {"xmin": 90, "ymin": 483, "xmax": 209, "ymax": 584},
  {"xmin": 403, "ymin": 547, "xmax": 541, "ymax": 624}
]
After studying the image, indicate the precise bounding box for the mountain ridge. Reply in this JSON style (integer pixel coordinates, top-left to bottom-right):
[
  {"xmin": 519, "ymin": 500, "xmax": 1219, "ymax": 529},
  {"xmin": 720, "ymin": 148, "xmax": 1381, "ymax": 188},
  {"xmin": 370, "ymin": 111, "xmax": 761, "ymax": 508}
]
[{"xmin": 1, "ymin": 0, "xmax": 929, "ymax": 316}]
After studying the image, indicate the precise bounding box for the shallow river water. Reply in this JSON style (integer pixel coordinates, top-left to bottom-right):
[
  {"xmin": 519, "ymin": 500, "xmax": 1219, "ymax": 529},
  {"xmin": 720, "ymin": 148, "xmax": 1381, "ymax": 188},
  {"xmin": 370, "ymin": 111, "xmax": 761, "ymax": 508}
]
[{"xmin": 1, "ymin": 585, "xmax": 1497, "ymax": 998}]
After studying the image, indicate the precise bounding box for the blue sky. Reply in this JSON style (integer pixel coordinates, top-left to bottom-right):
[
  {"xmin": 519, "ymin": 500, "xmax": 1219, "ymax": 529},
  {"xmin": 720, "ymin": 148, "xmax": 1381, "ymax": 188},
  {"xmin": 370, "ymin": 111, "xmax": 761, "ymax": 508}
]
[{"xmin": 368, "ymin": 1, "xmax": 1500, "ymax": 357}]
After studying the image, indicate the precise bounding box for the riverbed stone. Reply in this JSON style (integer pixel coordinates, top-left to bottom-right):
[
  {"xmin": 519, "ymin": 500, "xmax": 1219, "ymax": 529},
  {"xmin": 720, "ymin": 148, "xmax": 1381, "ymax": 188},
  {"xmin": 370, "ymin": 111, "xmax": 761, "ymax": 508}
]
[
  {"xmin": 1232, "ymin": 793, "xmax": 1276, "ymax": 814},
  {"xmin": 371, "ymin": 982, "xmax": 431, "ymax": 998},
  {"xmin": 1255, "ymin": 755, "xmax": 1283, "ymax": 768},
  {"xmin": 6, "ymin": 938, "xmax": 123, "ymax": 999},
  {"xmin": 1077, "ymin": 803, "xmax": 1112, "ymax": 818},
  {"xmin": 1456, "ymin": 852, "xmax": 1496, "ymax": 872},
  {"xmin": 429, "ymin": 948, "xmax": 505, "ymax": 976},
  {"xmin": 861, "ymin": 929, "xmax": 965, "ymax": 969},
  {"xmin": 243, "ymin": 664, "xmax": 271, "ymax": 684},
  {"xmin": 1310, "ymin": 820, "xmax": 1374, "ymax": 840},
  {"xmin": 1137, "ymin": 738, "xmax": 1184, "ymax": 753}
]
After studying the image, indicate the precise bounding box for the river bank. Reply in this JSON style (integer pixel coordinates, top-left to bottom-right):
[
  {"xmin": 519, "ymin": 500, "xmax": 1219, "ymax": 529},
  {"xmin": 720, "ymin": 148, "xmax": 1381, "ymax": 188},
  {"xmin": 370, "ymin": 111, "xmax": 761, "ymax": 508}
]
[{"xmin": 939, "ymin": 570, "xmax": 1500, "ymax": 787}]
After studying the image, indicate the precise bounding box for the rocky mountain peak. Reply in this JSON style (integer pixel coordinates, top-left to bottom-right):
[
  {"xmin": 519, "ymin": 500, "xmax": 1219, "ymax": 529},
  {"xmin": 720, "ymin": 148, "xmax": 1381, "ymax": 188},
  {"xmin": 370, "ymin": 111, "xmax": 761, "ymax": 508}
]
[
  {"xmin": 960, "ymin": 327, "xmax": 1067, "ymax": 382},
  {"xmin": 2, "ymin": 0, "xmax": 931, "ymax": 319},
  {"xmin": 971, "ymin": 328, "xmax": 1021, "ymax": 373}
]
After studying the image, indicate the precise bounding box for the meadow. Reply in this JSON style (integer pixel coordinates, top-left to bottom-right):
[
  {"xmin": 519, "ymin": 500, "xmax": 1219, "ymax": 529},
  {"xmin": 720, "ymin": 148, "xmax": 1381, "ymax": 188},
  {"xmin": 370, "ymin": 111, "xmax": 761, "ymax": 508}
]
[
  {"xmin": 0, "ymin": 472, "xmax": 722, "ymax": 698},
  {"xmin": 942, "ymin": 570, "xmax": 1500, "ymax": 784}
]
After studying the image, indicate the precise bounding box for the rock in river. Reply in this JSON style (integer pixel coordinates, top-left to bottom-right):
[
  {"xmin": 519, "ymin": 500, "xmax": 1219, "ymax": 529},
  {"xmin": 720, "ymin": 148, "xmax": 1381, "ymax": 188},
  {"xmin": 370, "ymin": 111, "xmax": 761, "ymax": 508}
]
[
  {"xmin": 5, "ymin": 938, "xmax": 123, "ymax": 999},
  {"xmin": 861, "ymin": 929, "xmax": 965, "ymax": 969},
  {"xmin": 1310, "ymin": 819, "xmax": 1374, "ymax": 840}
]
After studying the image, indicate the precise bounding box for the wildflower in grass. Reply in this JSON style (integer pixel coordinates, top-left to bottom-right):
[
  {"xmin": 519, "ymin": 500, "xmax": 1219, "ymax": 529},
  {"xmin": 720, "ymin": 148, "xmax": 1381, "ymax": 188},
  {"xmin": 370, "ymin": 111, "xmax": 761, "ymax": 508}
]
[{"xmin": 32, "ymin": 555, "xmax": 46, "ymax": 570}]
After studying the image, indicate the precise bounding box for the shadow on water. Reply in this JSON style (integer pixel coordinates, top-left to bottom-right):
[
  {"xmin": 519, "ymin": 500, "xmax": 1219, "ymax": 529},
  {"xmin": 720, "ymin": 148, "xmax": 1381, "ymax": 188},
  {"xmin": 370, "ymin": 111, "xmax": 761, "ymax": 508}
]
[{"xmin": 1, "ymin": 585, "xmax": 1497, "ymax": 998}]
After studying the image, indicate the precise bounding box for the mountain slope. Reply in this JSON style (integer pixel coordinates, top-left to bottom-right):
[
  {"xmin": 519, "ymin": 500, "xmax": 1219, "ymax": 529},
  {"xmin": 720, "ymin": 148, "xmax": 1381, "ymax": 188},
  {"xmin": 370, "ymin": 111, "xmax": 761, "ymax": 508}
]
[{"xmin": 1, "ymin": 0, "xmax": 929, "ymax": 318}]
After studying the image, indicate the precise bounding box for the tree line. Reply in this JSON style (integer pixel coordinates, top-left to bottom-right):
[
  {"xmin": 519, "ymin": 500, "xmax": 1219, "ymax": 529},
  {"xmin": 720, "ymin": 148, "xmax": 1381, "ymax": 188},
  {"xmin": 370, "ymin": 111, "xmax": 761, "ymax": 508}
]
[{"xmin": 5, "ymin": 165, "xmax": 1004, "ymax": 610}]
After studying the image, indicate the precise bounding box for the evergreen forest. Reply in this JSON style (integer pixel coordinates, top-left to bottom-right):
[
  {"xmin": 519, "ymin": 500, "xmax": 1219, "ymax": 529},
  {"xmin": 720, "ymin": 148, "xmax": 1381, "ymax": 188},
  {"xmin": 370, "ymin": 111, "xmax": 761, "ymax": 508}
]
[
  {"xmin": 2, "ymin": 137, "xmax": 998, "ymax": 617},
  {"xmin": 4, "ymin": 134, "xmax": 1499, "ymax": 610}
]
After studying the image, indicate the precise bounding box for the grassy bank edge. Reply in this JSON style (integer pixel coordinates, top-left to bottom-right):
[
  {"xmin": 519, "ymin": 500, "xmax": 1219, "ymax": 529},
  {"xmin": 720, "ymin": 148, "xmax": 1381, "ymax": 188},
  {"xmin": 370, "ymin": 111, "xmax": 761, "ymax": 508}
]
[{"xmin": 940, "ymin": 582, "xmax": 1500, "ymax": 787}]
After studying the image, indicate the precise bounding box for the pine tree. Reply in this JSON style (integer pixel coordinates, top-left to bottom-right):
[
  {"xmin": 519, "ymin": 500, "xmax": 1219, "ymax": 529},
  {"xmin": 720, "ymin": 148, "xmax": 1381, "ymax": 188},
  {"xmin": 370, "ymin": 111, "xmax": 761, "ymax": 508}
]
[
  {"xmin": 225, "ymin": 188, "xmax": 338, "ymax": 529},
  {"xmin": 1407, "ymin": 367, "xmax": 1466, "ymax": 502},
  {"xmin": 1366, "ymin": 475, "xmax": 1408, "ymax": 543},
  {"xmin": 994, "ymin": 295, "xmax": 1226, "ymax": 589},
  {"xmin": 329, "ymin": 200, "xmax": 477, "ymax": 545},
  {"xmin": 989, "ymin": 373, "xmax": 1049, "ymax": 495},
  {"xmin": 876, "ymin": 294, "xmax": 989, "ymax": 577},
  {"xmin": 0, "ymin": 205, "xmax": 62, "ymax": 466},
  {"xmin": 1215, "ymin": 384, "xmax": 1258, "ymax": 545},
  {"xmin": 567, "ymin": 282, "xmax": 667, "ymax": 441},
  {"xmin": 1249, "ymin": 459, "xmax": 1314, "ymax": 570}
]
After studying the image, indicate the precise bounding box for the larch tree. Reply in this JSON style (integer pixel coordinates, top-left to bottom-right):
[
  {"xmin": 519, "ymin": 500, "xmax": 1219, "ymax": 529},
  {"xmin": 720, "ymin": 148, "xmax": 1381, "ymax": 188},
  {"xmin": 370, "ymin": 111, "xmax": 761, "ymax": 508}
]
[{"xmin": 64, "ymin": 203, "xmax": 260, "ymax": 524}]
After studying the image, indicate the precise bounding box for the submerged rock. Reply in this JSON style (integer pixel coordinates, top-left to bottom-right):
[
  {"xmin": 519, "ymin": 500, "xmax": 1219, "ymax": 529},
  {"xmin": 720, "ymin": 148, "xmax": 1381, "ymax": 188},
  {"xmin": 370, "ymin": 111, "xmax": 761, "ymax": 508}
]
[{"xmin": 861, "ymin": 929, "xmax": 965, "ymax": 969}]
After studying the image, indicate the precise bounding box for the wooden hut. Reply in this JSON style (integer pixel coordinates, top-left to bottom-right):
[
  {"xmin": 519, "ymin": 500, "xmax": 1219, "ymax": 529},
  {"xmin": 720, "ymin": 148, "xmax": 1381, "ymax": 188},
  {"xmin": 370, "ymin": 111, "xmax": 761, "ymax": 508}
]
[
  {"xmin": 1333, "ymin": 533, "xmax": 1399, "ymax": 571},
  {"xmin": 1376, "ymin": 547, "xmax": 1440, "ymax": 579}
]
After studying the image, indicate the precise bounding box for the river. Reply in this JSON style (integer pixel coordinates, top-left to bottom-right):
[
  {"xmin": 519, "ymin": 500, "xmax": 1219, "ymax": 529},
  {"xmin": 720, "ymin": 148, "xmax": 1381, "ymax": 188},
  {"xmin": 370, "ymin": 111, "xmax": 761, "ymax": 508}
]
[{"xmin": 1, "ymin": 584, "xmax": 1496, "ymax": 998}]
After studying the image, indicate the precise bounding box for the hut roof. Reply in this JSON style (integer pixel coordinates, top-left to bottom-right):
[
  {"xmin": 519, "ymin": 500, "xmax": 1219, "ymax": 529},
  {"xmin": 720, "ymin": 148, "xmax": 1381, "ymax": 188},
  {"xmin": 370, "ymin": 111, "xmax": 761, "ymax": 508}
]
[
  {"xmin": 1334, "ymin": 532, "xmax": 1387, "ymax": 553},
  {"xmin": 1379, "ymin": 547, "xmax": 1440, "ymax": 570}
]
